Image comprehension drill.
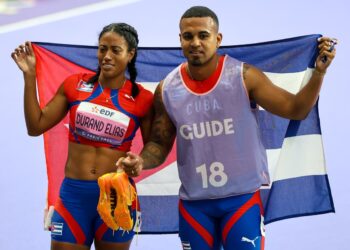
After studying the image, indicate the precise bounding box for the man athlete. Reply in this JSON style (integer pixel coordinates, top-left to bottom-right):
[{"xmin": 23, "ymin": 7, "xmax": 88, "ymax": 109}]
[{"xmin": 119, "ymin": 6, "xmax": 336, "ymax": 250}]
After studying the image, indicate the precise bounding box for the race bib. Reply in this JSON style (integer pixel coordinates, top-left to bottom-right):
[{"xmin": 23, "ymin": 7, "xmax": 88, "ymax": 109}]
[{"xmin": 75, "ymin": 102, "xmax": 130, "ymax": 145}]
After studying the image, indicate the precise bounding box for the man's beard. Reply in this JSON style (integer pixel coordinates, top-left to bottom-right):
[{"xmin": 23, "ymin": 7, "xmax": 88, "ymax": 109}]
[{"xmin": 189, "ymin": 57, "xmax": 203, "ymax": 66}]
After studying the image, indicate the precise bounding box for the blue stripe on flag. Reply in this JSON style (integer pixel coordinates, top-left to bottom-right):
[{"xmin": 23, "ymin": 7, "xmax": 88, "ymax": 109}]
[
  {"xmin": 284, "ymin": 103, "xmax": 321, "ymax": 138},
  {"xmin": 261, "ymin": 175, "xmax": 335, "ymax": 224},
  {"xmin": 138, "ymin": 196, "xmax": 179, "ymax": 233},
  {"xmin": 220, "ymin": 34, "xmax": 320, "ymax": 73},
  {"xmin": 259, "ymin": 105, "xmax": 321, "ymax": 149}
]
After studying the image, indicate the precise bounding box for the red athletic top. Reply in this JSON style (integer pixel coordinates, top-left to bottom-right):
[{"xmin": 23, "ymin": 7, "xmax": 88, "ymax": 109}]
[{"xmin": 63, "ymin": 73, "xmax": 153, "ymax": 151}]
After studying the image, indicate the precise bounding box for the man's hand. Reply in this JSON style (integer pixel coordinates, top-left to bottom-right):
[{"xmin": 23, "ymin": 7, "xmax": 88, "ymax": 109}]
[
  {"xmin": 316, "ymin": 37, "xmax": 337, "ymax": 74},
  {"xmin": 116, "ymin": 152, "xmax": 144, "ymax": 177}
]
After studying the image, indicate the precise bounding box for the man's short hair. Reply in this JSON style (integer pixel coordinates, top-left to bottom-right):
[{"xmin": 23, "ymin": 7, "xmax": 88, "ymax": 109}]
[{"xmin": 181, "ymin": 6, "xmax": 219, "ymax": 29}]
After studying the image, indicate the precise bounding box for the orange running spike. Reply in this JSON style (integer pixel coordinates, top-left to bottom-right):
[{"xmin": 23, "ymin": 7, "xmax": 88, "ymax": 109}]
[{"xmin": 97, "ymin": 170, "xmax": 137, "ymax": 231}]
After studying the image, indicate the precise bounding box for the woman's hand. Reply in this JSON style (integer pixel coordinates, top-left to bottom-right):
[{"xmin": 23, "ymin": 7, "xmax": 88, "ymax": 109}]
[{"xmin": 11, "ymin": 41, "xmax": 36, "ymax": 76}]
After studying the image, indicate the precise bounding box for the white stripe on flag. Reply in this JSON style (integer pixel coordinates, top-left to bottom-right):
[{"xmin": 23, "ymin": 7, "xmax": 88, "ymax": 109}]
[
  {"xmin": 270, "ymin": 134, "xmax": 326, "ymax": 182},
  {"xmin": 265, "ymin": 68, "xmax": 313, "ymax": 93},
  {"xmin": 258, "ymin": 68, "xmax": 314, "ymax": 110},
  {"xmin": 140, "ymin": 82, "xmax": 158, "ymax": 92},
  {"xmin": 137, "ymin": 162, "xmax": 180, "ymax": 195}
]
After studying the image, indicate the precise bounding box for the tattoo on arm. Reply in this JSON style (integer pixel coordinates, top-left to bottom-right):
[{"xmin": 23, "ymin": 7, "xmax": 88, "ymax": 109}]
[
  {"xmin": 141, "ymin": 142, "xmax": 166, "ymax": 169},
  {"xmin": 141, "ymin": 83, "xmax": 176, "ymax": 169}
]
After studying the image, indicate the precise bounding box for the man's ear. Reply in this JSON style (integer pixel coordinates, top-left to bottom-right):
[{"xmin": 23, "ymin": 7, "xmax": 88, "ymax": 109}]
[{"xmin": 216, "ymin": 33, "xmax": 223, "ymax": 48}]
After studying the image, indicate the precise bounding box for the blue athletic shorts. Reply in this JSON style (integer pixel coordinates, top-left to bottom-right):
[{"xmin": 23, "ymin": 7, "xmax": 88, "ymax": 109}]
[
  {"xmin": 179, "ymin": 191, "xmax": 265, "ymax": 250},
  {"xmin": 50, "ymin": 177, "xmax": 140, "ymax": 246}
]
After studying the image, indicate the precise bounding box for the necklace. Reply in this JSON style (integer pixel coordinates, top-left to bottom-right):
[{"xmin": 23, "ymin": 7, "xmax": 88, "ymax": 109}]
[{"xmin": 98, "ymin": 80, "xmax": 126, "ymax": 102}]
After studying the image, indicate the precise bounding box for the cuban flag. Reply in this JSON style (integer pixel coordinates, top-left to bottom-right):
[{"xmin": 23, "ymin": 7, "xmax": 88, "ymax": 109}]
[{"xmin": 32, "ymin": 34, "xmax": 334, "ymax": 233}]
